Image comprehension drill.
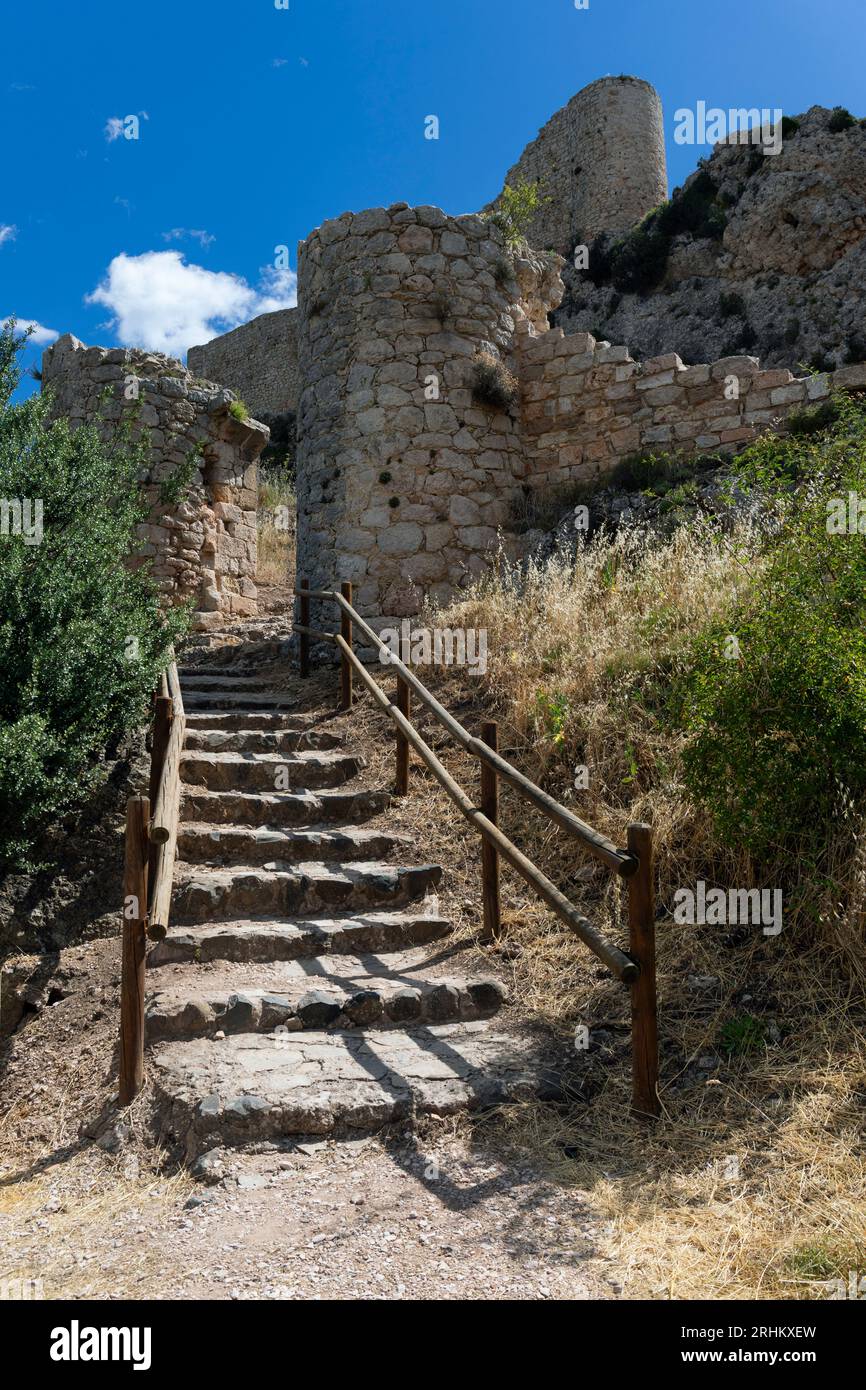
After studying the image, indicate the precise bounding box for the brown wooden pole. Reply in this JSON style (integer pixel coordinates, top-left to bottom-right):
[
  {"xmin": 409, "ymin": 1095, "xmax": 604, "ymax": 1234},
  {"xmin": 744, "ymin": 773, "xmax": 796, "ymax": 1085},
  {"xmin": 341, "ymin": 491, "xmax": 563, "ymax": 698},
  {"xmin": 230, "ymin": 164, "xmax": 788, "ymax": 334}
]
[
  {"xmin": 120, "ymin": 794, "xmax": 149, "ymax": 1106},
  {"xmin": 148, "ymin": 694, "xmax": 173, "ymax": 883},
  {"xmin": 395, "ymin": 676, "xmax": 410, "ymax": 796},
  {"xmin": 299, "ymin": 578, "xmax": 310, "ymax": 678},
  {"xmin": 340, "ymin": 581, "xmax": 353, "ymax": 711},
  {"xmin": 627, "ymin": 822, "xmax": 659, "ymax": 1119},
  {"xmin": 480, "ymin": 721, "xmax": 502, "ymax": 940}
]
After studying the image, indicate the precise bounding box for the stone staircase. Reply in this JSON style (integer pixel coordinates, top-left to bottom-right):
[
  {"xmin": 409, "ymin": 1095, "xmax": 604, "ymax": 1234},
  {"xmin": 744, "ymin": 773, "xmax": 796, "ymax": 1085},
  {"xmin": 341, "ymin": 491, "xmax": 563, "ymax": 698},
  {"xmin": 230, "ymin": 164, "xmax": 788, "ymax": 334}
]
[{"xmin": 148, "ymin": 651, "xmax": 563, "ymax": 1160}]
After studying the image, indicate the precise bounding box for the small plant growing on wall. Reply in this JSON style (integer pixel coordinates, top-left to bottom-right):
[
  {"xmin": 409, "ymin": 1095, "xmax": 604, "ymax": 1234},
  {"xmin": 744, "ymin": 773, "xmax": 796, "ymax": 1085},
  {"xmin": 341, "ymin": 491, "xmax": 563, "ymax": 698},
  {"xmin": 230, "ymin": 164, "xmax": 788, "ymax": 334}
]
[
  {"xmin": 491, "ymin": 179, "xmax": 548, "ymax": 251},
  {"xmin": 471, "ymin": 351, "xmax": 518, "ymax": 412},
  {"xmin": 228, "ymin": 399, "xmax": 249, "ymax": 422}
]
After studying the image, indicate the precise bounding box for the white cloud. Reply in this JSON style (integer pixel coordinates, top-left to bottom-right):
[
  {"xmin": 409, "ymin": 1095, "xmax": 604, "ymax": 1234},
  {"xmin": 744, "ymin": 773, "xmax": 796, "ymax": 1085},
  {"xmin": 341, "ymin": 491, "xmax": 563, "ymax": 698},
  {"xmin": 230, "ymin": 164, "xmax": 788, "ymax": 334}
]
[
  {"xmin": 2, "ymin": 317, "xmax": 58, "ymax": 345},
  {"xmin": 86, "ymin": 250, "xmax": 297, "ymax": 357},
  {"xmin": 0, "ymin": 225, "xmax": 17, "ymax": 247},
  {"xmin": 162, "ymin": 227, "xmax": 216, "ymax": 249},
  {"xmin": 272, "ymin": 57, "xmax": 288, "ymax": 68}
]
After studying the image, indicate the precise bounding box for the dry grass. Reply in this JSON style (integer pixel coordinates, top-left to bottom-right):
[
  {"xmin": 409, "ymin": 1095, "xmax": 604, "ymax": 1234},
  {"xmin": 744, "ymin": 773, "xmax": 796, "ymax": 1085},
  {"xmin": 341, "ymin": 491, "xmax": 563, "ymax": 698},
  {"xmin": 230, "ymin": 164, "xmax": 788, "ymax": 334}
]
[
  {"xmin": 257, "ymin": 474, "xmax": 295, "ymax": 586},
  {"xmin": 387, "ymin": 519, "xmax": 866, "ymax": 1299}
]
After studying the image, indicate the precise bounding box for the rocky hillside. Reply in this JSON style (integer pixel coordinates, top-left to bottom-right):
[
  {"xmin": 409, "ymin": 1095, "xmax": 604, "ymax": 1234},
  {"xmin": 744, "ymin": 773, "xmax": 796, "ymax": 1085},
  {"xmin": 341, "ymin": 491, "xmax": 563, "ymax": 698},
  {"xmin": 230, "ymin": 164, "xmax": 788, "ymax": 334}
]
[{"xmin": 556, "ymin": 105, "xmax": 866, "ymax": 372}]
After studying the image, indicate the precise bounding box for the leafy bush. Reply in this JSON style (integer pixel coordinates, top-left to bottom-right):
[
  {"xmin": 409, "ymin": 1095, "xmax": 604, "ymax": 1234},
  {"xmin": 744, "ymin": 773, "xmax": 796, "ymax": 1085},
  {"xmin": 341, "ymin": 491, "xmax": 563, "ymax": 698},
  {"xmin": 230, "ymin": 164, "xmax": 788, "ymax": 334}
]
[
  {"xmin": 675, "ymin": 399, "xmax": 866, "ymax": 858},
  {"xmin": 471, "ymin": 351, "xmax": 518, "ymax": 412},
  {"xmin": 719, "ymin": 291, "xmax": 746, "ymax": 319},
  {"xmin": 491, "ymin": 179, "xmax": 547, "ymax": 251},
  {"xmin": 0, "ymin": 322, "xmax": 186, "ymax": 869},
  {"xmin": 603, "ymin": 172, "xmax": 727, "ymax": 294},
  {"xmin": 829, "ymin": 107, "xmax": 857, "ymax": 133},
  {"xmin": 228, "ymin": 399, "xmax": 249, "ymax": 421},
  {"xmin": 781, "ymin": 116, "xmax": 801, "ymax": 139}
]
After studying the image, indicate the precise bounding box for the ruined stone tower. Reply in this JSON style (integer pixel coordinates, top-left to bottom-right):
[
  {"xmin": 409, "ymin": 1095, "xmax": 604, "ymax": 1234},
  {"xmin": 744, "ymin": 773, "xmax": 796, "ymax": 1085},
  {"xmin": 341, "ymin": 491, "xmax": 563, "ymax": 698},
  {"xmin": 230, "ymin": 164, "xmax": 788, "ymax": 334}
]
[{"xmin": 495, "ymin": 75, "xmax": 668, "ymax": 253}]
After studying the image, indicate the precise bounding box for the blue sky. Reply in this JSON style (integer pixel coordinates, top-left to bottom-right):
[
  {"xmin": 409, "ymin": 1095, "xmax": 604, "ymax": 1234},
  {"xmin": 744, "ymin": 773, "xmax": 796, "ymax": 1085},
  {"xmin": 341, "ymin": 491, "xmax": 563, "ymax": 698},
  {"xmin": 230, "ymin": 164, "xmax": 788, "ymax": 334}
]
[{"xmin": 2, "ymin": 0, "xmax": 864, "ymax": 393}]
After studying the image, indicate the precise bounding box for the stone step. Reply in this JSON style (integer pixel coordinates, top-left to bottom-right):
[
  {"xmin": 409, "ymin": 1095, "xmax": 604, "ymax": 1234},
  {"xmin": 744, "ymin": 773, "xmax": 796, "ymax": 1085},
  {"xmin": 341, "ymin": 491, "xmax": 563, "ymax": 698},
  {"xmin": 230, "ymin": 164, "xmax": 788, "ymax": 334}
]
[
  {"xmin": 179, "ymin": 673, "xmax": 278, "ymax": 691},
  {"xmin": 148, "ymin": 907, "xmax": 451, "ymax": 967},
  {"xmin": 171, "ymin": 861, "xmax": 443, "ymax": 923},
  {"xmin": 144, "ymin": 955, "xmax": 507, "ymax": 1042},
  {"xmin": 180, "ymin": 750, "xmax": 365, "ymax": 793},
  {"xmin": 185, "ymin": 712, "xmax": 315, "ymax": 732},
  {"xmin": 177, "ymin": 823, "xmax": 411, "ymax": 867},
  {"xmin": 180, "ymin": 787, "xmax": 392, "ymax": 827},
  {"xmin": 182, "ymin": 691, "xmax": 299, "ymax": 711},
  {"xmin": 152, "ymin": 1024, "xmax": 566, "ymax": 1156},
  {"xmin": 184, "ymin": 727, "xmax": 343, "ymax": 754}
]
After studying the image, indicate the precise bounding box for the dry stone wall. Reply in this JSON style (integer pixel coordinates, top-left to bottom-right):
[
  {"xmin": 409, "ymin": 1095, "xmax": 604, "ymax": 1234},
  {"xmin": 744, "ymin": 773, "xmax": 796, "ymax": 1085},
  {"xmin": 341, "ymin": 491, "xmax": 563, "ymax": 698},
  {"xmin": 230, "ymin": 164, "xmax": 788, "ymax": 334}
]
[
  {"xmin": 295, "ymin": 202, "xmax": 561, "ymax": 623},
  {"xmin": 517, "ymin": 326, "xmax": 866, "ymax": 487},
  {"xmin": 42, "ymin": 335, "xmax": 268, "ymax": 631},
  {"xmin": 188, "ymin": 307, "xmax": 300, "ymax": 422},
  {"xmin": 491, "ymin": 76, "xmax": 668, "ymax": 252}
]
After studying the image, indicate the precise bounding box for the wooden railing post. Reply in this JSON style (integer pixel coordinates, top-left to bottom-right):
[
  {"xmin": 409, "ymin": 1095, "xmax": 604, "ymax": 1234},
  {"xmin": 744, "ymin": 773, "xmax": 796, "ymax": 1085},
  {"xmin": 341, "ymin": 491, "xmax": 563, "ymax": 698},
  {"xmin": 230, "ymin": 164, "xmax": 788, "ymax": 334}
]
[
  {"xmin": 480, "ymin": 721, "xmax": 502, "ymax": 940},
  {"xmin": 395, "ymin": 676, "xmax": 410, "ymax": 795},
  {"xmin": 627, "ymin": 822, "xmax": 659, "ymax": 1119},
  {"xmin": 299, "ymin": 578, "xmax": 310, "ymax": 678},
  {"xmin": 340, "ymin": 581, "xmax": 353, "ymax": 711},
  {"xmin": 148, "ymin": 694, "xmax": 173, "ymax": 885},
  {"xmin": 120, "ymin": 794, "xmax": 149, "ymax": 1106}
]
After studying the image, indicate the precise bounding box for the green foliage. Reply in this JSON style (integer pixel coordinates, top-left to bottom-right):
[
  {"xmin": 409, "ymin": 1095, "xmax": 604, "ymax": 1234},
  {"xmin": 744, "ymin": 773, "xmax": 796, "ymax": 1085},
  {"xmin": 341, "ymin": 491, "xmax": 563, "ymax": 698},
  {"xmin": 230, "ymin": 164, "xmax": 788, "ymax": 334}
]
[
  {"xmin": 158, "ymin": 448, "xmax": 200, "ymax": 506},
  {"xmin": 0, "ymin": 321, "xmax": 186, "ymax": 869},
  {"xmin": 601, "ymin": 172, "xmax": 728, "ymax": 295},
  {"xmin": 611, "ymin": 449, "xmax": 721, "ymax": 494},
  {"xmin": 780, "ymin": 116, "xmax": 801, "ymax": 139},
  {"xmin": 674, "ymin": 398, "xmax": 866, "ymax": 858},
  {"xmin": 719, "ymin": 291, "xmax": 746, "ymax": 319},
  {"xmin": 719, "ymin": 1015, "xmax": 767, "ymax": 1056},
  {"xmin": 534, "ymin": 689, "xmax": 570, "ymax": 747},
  {"xmin": 228, "ymin": 399, "xmax": 249, "ymax": 421},
  {"xmin": 491, "ymin": 179, "xmax": 548, "ymax": 251},
  {"xmin": 829, "ymin": 107, "xmax": 857, "ymax": 133},
  {"xmin": 787, "ymin": 399, "xmax": 840, "ymax": 438}
]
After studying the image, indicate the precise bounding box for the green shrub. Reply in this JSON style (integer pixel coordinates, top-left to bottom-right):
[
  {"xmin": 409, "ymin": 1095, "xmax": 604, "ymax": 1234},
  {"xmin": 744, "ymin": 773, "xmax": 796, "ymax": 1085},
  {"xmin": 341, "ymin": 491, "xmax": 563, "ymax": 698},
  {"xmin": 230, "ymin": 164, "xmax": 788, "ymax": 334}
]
[
  {"xmin": 674, "ymin": 400, "xmax": 866, "ymax": 858},
  {"xmin": 604, "ymin": 173, "xmax": 727, "ymax": 294},
  {"xmin": 719, "ymin": 291, "xmax": 746, "ymax": 319},
  {"xmin": 829, "ymin": 107, "xmax": 857, "ymax": 133},
  {"xmin": 491, "ymin": 179, "xmax": 548, "ymax": 251},
  {"xmin": 0, "ymin": 322, "xmax": 186, "ymax": 869},
  {"xmin": 787, "ymin": 400, "xmax": 840, "ymax": 437},
  {"xmin": 228, "ymin": 399, "xmax": 249, "ymax": 421},
  {"xmin": 781, "ymin": 116, "xmax": 801, "ymax": 139}
]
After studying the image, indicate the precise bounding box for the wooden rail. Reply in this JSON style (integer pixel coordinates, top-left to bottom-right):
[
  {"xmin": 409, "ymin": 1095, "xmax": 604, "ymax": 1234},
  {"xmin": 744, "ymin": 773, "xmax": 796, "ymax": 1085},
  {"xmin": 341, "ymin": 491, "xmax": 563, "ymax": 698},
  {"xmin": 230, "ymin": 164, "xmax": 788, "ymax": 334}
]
[
  {"xmin": 296, "ymin": 582, "xmax": 660, "ymax": 1118},
  {"xmin": 118, "ymin": 652, "xmax": 186, "ymax": 1105}
]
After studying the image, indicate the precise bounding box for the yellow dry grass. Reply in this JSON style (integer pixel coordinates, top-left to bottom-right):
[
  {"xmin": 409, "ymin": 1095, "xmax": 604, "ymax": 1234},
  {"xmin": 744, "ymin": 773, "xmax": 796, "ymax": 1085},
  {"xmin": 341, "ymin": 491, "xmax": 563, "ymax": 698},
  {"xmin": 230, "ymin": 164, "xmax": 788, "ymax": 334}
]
[{"xmin": 397, "ymin": 520, "xmax": 866, "ymax": 1299}]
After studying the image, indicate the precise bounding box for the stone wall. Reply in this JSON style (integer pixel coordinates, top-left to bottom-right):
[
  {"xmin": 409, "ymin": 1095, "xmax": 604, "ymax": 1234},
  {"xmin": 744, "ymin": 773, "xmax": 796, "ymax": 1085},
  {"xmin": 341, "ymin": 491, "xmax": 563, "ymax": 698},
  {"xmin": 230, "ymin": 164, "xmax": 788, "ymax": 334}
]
[
  {"xmin": 517, "ymin": 326, "xmax": 866, "ymax": 488},
  {"xmin": 294, "ymin": 202, "xmax": 561, "ymax": 623},
  {"xmin": 491, "ymin": 76, "xmax": 668, "ymax": 253},
  {"xmin": 42, "ymin": 335, "xmax": 268, "ymax": 631},
  {"xmin": 188, "ymin": 307, "xmax": 300, "ymax": 421}
]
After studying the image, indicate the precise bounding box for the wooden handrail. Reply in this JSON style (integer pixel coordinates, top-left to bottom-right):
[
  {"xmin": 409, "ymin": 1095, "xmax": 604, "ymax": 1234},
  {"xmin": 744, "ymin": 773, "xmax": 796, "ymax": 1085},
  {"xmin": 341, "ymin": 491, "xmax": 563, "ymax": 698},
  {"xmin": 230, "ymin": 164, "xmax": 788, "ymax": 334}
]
[
  {"xmin": 297, "ymin": 582, "xmax": 660, "ymax": 1118},
  {"xmin": 333, "ymin": 629, "xmax": 638, "ymax": 982},
  {"xmin": 119, "ymin": 651, "xmax": 186, "ymax": 1104},
  {"xmin": 302, "ymin": 588, "xmax": 636, "ymax": 876}
]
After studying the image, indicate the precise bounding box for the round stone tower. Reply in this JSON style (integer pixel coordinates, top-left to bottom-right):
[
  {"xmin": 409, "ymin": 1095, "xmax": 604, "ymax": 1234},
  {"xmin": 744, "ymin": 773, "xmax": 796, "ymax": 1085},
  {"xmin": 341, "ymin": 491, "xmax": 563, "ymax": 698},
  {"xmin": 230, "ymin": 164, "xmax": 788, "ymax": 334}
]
[{"xmin": 495, "ymin": 75, "xmax": 668, "ymax": 253}]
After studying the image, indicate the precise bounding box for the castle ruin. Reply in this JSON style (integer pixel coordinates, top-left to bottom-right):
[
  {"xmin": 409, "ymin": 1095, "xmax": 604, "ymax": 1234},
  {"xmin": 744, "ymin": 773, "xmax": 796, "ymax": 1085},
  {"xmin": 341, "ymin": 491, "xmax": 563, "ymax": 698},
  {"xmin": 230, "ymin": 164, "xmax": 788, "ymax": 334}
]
[{"xmin": 44, "ymin": 76, "xmax": 866, "ymax": 627}]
